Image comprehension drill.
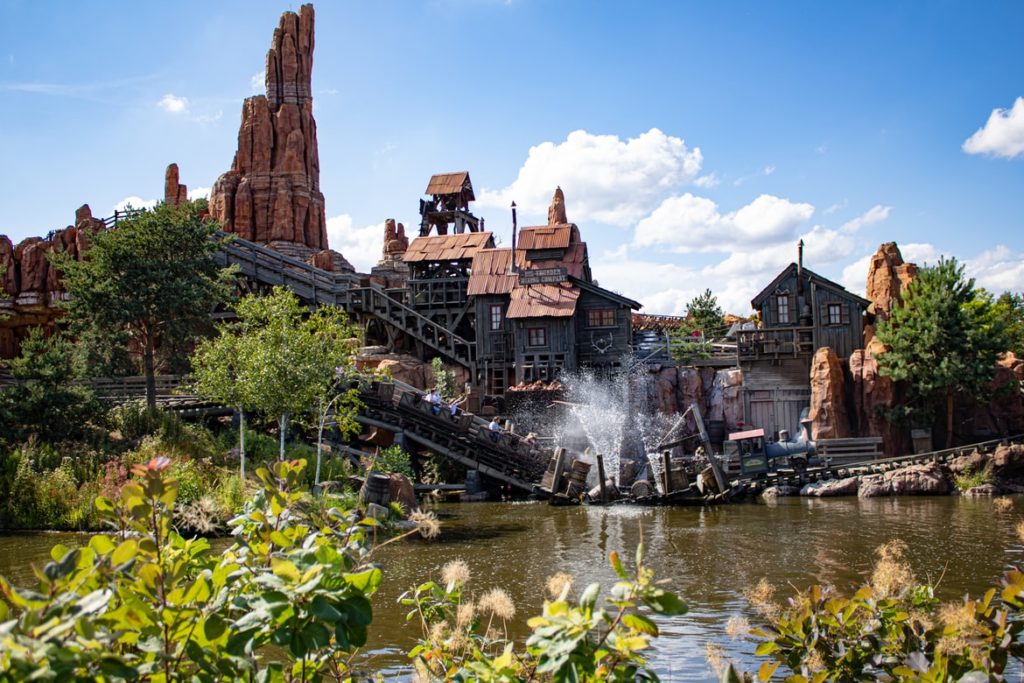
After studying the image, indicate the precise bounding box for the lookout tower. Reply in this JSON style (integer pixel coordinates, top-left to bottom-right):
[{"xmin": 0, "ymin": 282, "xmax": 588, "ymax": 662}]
[{"xmin": 419, "ymin": 171, "xmax": 482, "ymax": 236}]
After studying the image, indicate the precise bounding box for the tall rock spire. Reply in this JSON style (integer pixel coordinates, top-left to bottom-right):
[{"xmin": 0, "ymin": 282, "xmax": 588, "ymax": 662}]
[
  {"xmin": 547, "ymin": 186, "xmax": 567, "ymax": 225},
  {"xmin": 209, "ymin": 4, "xmax": 327, "ymax": 250}
]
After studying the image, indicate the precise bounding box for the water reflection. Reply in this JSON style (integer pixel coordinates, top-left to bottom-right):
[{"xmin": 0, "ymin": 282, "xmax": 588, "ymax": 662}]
[{"xmin": 0, "ymin": 495, "xmax": 1018, "ymax": 681}]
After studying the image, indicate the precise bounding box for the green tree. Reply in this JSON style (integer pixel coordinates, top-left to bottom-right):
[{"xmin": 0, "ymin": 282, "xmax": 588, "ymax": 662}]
[
  {"xmin": 993, "ymin": 290, "xmax": 1024, "ymax": 358},
  {"xmin": 53, "ymin": 200, "xmax": 235, "ymax": 408},
  {"xmin": 0, "ymin": 326, "xmax": 102, "ymax": 442},
  {"xmin": 193, "ymin": 287, "xmax": 362, "ymax": 465},
  {"xmin": 685, "ymin": 288, "xmax": 726, "ymax": 337},
  {"xmin": 876, "ymin": 257, "xmax": 1008, "ymax": 446}
]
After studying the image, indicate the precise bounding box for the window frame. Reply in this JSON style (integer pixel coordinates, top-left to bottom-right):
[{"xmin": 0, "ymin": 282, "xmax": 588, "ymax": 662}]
[
  {"xmin": 489, "ymin": 303, "xmax": 503, "ymax": 331},
  {"xmin": 527, "ymin": 327, "xmax": 547, "ymax": 348},
  {"xmin": 776, "ymin": 294, "xmax": 790, "ymax": 324},
  {"xmin": 827, "ymin": 303, "xmax": 843, "ymax": 326},
  {"xmin": 586, "ymin": 308, "xmax": 617, "ymax": 328}
]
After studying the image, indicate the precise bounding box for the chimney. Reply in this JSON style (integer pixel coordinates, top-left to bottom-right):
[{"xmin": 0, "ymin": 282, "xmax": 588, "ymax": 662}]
[
  {"xmin": 796, "ymin": 239, "xmax": 805, "ymax": 295},
  {"xmin": 511, "ymin": 201, "xmax": 518, "ymax": 273}
]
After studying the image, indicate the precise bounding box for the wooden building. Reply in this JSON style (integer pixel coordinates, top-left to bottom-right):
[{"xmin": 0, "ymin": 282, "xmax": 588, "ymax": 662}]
[
  {"xmin": 402, "ymin": 180, "xmax": 640, "ymax": 395},
  {"xmin": 736, "ymin": 240, "xmax": 870, "ymax": 439}
]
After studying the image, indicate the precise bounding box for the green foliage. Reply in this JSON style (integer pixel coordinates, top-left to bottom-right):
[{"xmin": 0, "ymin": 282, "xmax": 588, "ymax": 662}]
[
  {"xmin": 53, "ymin": 200, "xmax": 236, "ymax": 408},
  {"xmin": 993, "ymin": 290, "xmax": 1024, "ymax": 358},
  {"xmin": 876, "ymin": 258, "xmax": 1009, "ymax": 444},
  {"xmin": 953, "ymin": 464, "xmax": 994, "ymax": 491},
  {"xmin": 401, "ymin": 541, "xmax": 686, "ymax": 681},
  {"xmin": 685, "ymin": 288, "xmax": 727, "ymax": 337},
  {"xmin": 431, "ymin": 356, "xmax": 459, "ymax": 401},
  {"xmin": 0, "ymin": 457, "xmax": 384, "ymax": 680},
  {"xmin": 191, "ymin": 287, "xmax": 362, "ymax": 464},
  {"xmin": 0, "ymin": 326, "xmax": 104, "ymax": 443},
  {"xmin": 369, "ymin": 444, "xmax": 414, "ymax": 479}
]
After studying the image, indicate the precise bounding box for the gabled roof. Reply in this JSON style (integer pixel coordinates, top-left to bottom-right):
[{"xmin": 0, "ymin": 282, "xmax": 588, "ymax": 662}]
[
  {"xmin": 425, "ymin": 171, "xmax": 474, "ymax": 199},
  {"xmin": 507, "ymin": 283, "xmax": 580, "ymax": 319},
  {"xmin": 523, "ymin": 242, "xmax": 588, "ymax": 279},
  {"xmin": 517, "ymin": 224, "xmax": 578, "ymax": 251},
  {"xmin": 403, "ymin": 232, "xmax": 494, "ymax": 263},
  {"xmin": 572, "ymin": 277, "xmax": 642, "ymax": 310},
  {"xmin": 467, "ymin": 248, "xmax": 519, "ymax": 296},
  {"xmin": 751, "ymin": 263, "xmax": 871, "ymax": 309}
]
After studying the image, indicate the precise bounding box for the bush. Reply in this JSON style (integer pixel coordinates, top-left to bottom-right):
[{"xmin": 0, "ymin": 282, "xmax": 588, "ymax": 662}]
[
  {"xmin": 954, "ymin": 464, "xmax": 993, "ymax": 491},
  {"xmin": 369, "ymin": 444, "xmax": 414, "ymax": 479}
]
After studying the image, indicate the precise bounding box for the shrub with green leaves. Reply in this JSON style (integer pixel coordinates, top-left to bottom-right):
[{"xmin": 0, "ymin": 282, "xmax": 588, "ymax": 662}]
[{"xmin": 0, "ymin": 457, "xmax": 385, "ymax": 680}]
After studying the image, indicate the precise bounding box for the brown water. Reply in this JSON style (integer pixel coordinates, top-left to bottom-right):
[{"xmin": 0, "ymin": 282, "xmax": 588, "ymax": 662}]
[{"xmin": 1, "ymin": 496, "xmax": 1020, "ymax": 681}]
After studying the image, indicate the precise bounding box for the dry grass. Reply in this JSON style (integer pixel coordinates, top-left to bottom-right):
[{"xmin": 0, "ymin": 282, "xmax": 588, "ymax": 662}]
[
  {"xmin": 704, "ymin": 642, "xmax": 730, "ymax": 678},
  {"xmin": 409, "ymin": 510, "xmax": 441, "ymax": 539},
  {"xmin": 994, "ymin": 497, "xmax": 1015, "ymax": 513},
  {"xmin": 477, "ymin": 588, "xmax": 516, "ymax": 620},
  {"xmin": 744, "ymin": 578, "xmax": 782, "ymax": 622},
  {"xmin": 545, "ymin": 572, "xmax": 573, "ymax": 600},
  {"xmin": 871, "ymin": 540, "xmax": 915, "ymax": 598},
  {"xmin": 1016, "ymin": 519, "xmax": 1024, "ymax": 543},
  {"xmin": 724, "ymin": 615, "xmax": 750, "ymax": 639},
  {"xmin": 456, "ymin": 602, "xmax": 476, "ymax": 628},
  {"xmin": 441, "ymin": 559, "xmax": 470, "ymax": 586}
]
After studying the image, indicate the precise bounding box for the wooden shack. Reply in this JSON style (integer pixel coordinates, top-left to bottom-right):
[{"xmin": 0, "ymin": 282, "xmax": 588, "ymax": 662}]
[
  {"xmin": 737, "ymin": 241, "xmax": 869, "ymax": 439},
  {"xmin": 402, "ymin": 181, "xmax": 639, "ymax": 395}
]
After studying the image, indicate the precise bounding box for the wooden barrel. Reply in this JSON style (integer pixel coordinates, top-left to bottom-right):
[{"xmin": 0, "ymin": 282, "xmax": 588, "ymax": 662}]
[{"xmin": 360, "ymin": 473, "xmax": 392, "ymax": 506}]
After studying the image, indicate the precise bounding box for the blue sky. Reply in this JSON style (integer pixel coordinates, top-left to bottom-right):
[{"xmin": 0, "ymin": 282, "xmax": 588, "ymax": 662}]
[{"xmin": 2, "ymin": 0, "xmax": 1022, "ymax": 314}]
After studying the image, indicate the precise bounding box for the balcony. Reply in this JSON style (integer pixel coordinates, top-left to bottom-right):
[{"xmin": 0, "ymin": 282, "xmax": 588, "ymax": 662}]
[{"xmin": 736, "ymin": 326, "xmax": 814, "ymax": 361}]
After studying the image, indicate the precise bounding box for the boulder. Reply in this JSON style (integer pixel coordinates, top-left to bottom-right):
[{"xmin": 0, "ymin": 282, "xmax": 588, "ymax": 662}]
[
  {"xmin": 387, "ymin": 473, "xmax": 418, "ymax": 514},
  {"xmin": 800, "ymin": 476, "xmax": 859, "ymax": 497},
  {"xmin": 964, "ymin": 484, "xmax": 1000, "ymax": 497},
  {"xmin": 859, "ymin": 462, "xmax": 949, "ymax": 497},
  {"xmin": 993, "ymin": 444, "xmax": 1024, "ymax": 479},
  {"xmin": 209, "ymin": 4, "xmax": 329, "ymax": 252},
  {"xmin": 307, "ymin": 249, "xmax": 334, "ymax": 271},
  {"xmin": 949, "ymin": 450, "xmax": 988, "ymax": 475},
  {"xmin": 653, "ymin": 366, "xmax": 678, "ymax": 414},
  {"xmin": 762, "ymin": 484, "xmax": 800, "ymax": 500},
  {"xmin": 808, "ymin": 346, "xmax": 851, "ymax": 439},
  {"xmin": 707, "ymin": 368, "xmax": 743, "ymax": 430},
  {"xmin": 358, "ymin": 353, "xmax": 433, "ymax": 390}
]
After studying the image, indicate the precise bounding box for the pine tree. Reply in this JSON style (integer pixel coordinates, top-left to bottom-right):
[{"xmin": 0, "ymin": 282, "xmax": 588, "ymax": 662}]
[
  {"xmin": 685, "ymin": 289, "xmax": 726, "ymax": 337},
  {"xmin": 876, "ymin": 257, "xmax": 1008, "ymax": 446}
]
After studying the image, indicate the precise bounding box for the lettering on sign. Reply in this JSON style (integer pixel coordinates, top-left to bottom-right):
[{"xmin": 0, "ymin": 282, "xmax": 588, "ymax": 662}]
[{"xmin": 518, "ymin": 267, "xmax": 568, "ymax": 285}]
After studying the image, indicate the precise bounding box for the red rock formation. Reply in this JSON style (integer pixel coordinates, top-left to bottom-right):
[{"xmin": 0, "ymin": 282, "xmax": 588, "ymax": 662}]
[
  {"xmin": 308, "ymin": 249, "xmax": 334, "ymax": 272},
  {"xmin": 0, "ymin": 236, "xmax": 17, "ymax": 297},
  {"xmin": 164, "ymin": 163, "xmax": 188, "ymax": 206},
  {"xmin": 808, "ymin": 346, "xmax": 851, "ymax": 439},
  {"xmin": 210, "ymin": 4, "xmax": 327, "ymax": 251},
  {"xmin": 548, "ymin": 186, "xmax": 568, "ymax": 225},
  {"xmin": 864, "ymin": 242, "xmax": 918, "ymax": 339},
  {"xmin": 383, "ymin": 219, "xmax": 408, "ymax": 259},
  {"xmin": 847, "ymin": 339, "xmax": 908, "ymax": 455},
  {"xmin": 956, "ymin": 353, "xmax": 1024, "ymax": 440},
  {"xmin": 16, "ymin": 237, "xmax": 48, "ymax": 295},
  {"xmin": 370, "ymin": 218, "xmax": 410, "ymax": 287},
  {"xmin": 46, "ymin": 226, "xmax": 78, "ymax": 294}
]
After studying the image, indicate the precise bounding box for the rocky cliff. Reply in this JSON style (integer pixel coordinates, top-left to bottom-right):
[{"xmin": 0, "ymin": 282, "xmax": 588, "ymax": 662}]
[{"xmin": 209, "ymin": 4, "xmax": 328, "ymax": 254}]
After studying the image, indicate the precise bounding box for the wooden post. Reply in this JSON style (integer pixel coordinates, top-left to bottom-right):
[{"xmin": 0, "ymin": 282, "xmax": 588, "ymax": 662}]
[
  {"xmin": 662, "ymin": 451, "xmax": 673, "ymax": 496},
  {"xmin": 551, "ymin": 447, "xmax": 567, "ymax": 495},
  {"xmin": 596, "ymin": 454, "xmax": 608, "ymax": 504}
]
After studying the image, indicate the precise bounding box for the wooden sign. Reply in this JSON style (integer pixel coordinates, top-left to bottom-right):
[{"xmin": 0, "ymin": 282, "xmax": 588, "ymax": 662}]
[{"xmin": 518, "ymin": 267, "xmax": 567, "ymax": 285}]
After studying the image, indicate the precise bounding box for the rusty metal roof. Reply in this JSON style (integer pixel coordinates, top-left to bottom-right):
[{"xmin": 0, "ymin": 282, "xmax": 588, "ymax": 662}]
[
  {"xmin": 425, "ymin": 171, "xmax": 474, "ymax": 199},
  {"xmin": 467, "ymin": 248, "xmax": 520, "ymax": 296},
  {"xmin": 521, "ymin": 242, "xmax": 587, "ymax": 279},
  {"xmin": 403, "ymin": 232, "xmax": 494, "ymax": 263},
  {"xmin": 507, "ymin": 283, "xmax": 580, "ymax": 319},
  {"xmin": 517, "ymin": 224, "xmax": 578, "ymax": 251}
]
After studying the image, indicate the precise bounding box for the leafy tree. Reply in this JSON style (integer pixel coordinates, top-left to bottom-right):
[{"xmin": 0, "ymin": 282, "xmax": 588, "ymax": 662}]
[
  {"xmin": 876, "ymin": 257, "xmax": 1008, "ymax": 446},
  {"xmin": 53, "ymin": 200, "xmax": 235, "ymax": 408},
  {"xmin": 685, "ymin": 288, "xmax": 726, "ymax": 338},
  {"xmin": 993, "ymin": 290, "xmax": 1024, "ymax": 358},
  {"xmin": 192, "ymin": 287, "xmax": 361, "ymax": 465},
  {"xmin": 0, "ymin": 326, "xmax": 103, "ymax": 442}
]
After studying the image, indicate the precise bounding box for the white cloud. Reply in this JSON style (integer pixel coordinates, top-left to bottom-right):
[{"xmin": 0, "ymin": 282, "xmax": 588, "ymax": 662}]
[
  {"xmin": 477, "ymin": 128, "xmax": 703, "ymax": 226},
  {"xmin": 823, "ymin": 199, "xmax": 847, "ymax": 215},
  {"xmin": 158, "ymin": 93, "xmax": 189, "ymax": 114},
  {"xmin": 963, "ymin": 97, "xmax": 1024, "ymax": 159},
  {"xmin": 840, "ymin": 204, "xmax": 892, "ymax": 233},
  {"xmin": 633, "ymin": 192, "xmax": 814, "ymax": 253},
  {"xmin": 694, "ymin": 173, "xmax": 720, "ymax": 188},
  {"xmin": 188, "ymin": 186, "xmax": 211, "ymax": 201},
  {"xmin": 326, "ymin": 214, "xmax": 388, "ymax": 272},
  {"xmin": 762, "ymin": 164, "xmax": 776, "ymax": 176},
  {"xmin": 112, "ymin": 196, "xmax": 157, "ymax": 213},
  {"xmin": 966, "ymin": 245, "xmax": 1024, "ymax": 291},
  {"xmin": 840, "ymin": 253, "xmax": 873, "ymax": 295},
  {"xmin": 250, "ymin": 72, "xmax": 263, "ymax": 94}
]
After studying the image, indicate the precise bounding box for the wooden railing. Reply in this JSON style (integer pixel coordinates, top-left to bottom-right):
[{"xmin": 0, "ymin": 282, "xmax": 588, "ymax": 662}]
[{"xmin": 736, "ymin": 326, "xmax": 814, "ymax": 361}]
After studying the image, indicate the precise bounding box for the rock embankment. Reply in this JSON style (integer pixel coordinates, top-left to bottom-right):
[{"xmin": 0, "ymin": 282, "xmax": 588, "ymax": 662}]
[{"xmin": 762, "ymin": 443, "xmax": 1024, "ymax": 500}]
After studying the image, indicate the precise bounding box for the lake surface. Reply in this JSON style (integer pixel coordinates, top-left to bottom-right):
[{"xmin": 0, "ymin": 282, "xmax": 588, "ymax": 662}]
[{"xmin": 1, "ymin": 496, "xmax": 1020, "ymax": 681}]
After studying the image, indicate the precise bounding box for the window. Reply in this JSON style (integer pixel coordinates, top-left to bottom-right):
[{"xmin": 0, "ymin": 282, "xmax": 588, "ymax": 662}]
[
  {"xmin": 587, "ymin": 308, "xmax": 616, "ymax": 328},
  {"xmin": 489, "ymin": 304, "xmax": 503, "ymax": 331},
  {"xmin": 828, "ymin": 303, "xmax": 842, "ymax": 325},
  {"xmin": 776, "ymin": 295, "xmax": 790, "ymax": 324},
  {"xmin": 528, "ymin": 327, "xmax": 547, "ymax": 347}
]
